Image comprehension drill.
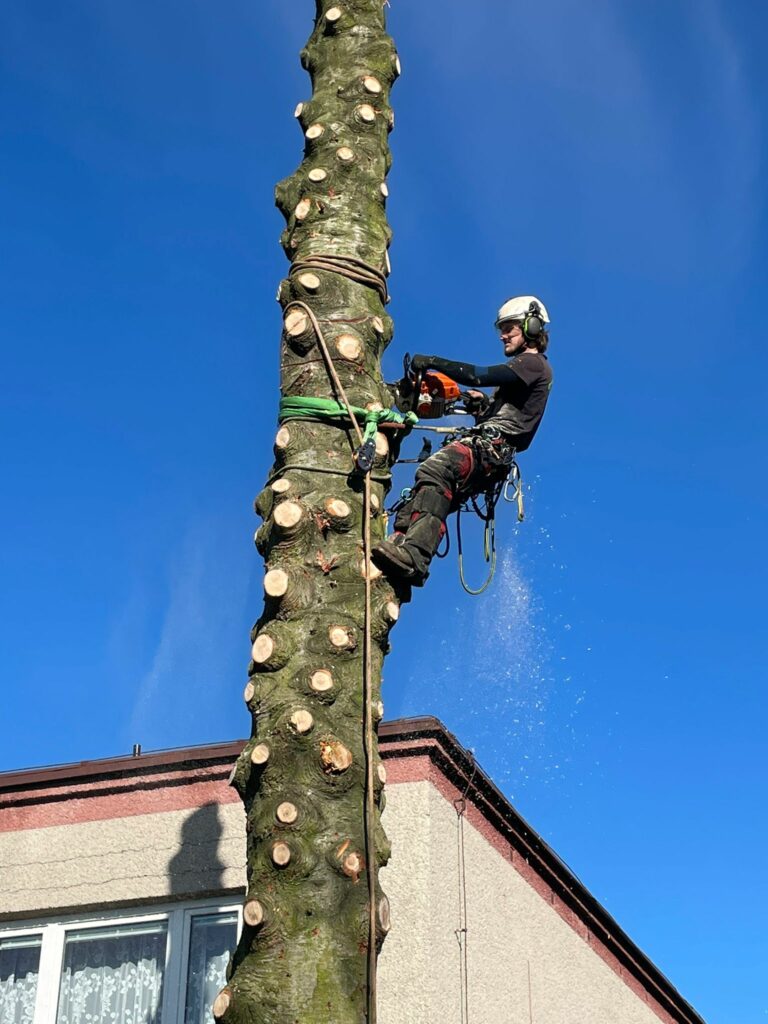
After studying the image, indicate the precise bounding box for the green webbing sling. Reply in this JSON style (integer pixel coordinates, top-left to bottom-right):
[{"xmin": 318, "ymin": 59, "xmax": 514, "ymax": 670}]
[{"xmin": 279, "ymin": 396, "xmax": 418, "ymax": 444}]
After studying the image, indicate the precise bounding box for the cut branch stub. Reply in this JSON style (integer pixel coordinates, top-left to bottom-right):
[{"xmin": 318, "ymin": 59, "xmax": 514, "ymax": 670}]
[
  {"xmin": 297, "ymin": 271, "xmax": 321, "ymax": 291},
  {"xmin": 320, "ymin": 738, "xmax": 353, "ymax": 773},
  {"xmin": 310, "ymin": 669, "xmax": 334, "ymax": 693},
  {"xmin": 363, "ymin": 75, "xmax": 382, "ymax": 95},
  {"xmin": 324, "ymin": 497, "xmax": 352, "ymax": 531},
  {"xmin": 378, "ymin": 895, "xmax": 391, "ymax": 934},
  {"xmin": 273, "ymin": 500, "xmax": 304, "ymax": 534},
  {"xmin": 325, "ymin": 497, "xmax": 350, "ymax": 519},
  {"xmin": 377, "ymin": 763, "xmax": 387, "ymax": 784},
  {"xmin": 325, "ymin": 6, "xmax": 342, "ymax": 22},
  {"xmin": 251, "ymin": 633, "xmax": 275, "ymax": 664},
  {"xmin": 336, "ymin": 146, "xmax": 355, "ymax": 163},
  {"xmin": 213, "ymin": 989, "xmax": 232, "ymax": 1021},
  {"xmin": 264, "ymin": 569, "xmax": 289, "ymax": 598},
  {"xmin": 276, "ymin": 801, "xmax": 299, "ymax": 824},
  {"xmin": 342, "ymin": 851, "xmax": 364, "ymax": 882},
  {"xmin": 290, "ymin": 709, "xmax": 315, "ymax": 734},
  {"xmin": 328, "ymin": 625, "xmax": 355, "ymax": 650},
  {"xmin": 305, "ymin": 123, "xmax": 324, "ymax": 140},
  {"xmin": 308, "ymin": 167, "xmax": 328, "ymax": 182},
  {"xmin": 355, "ymin": 104, "xmax": 377, "ymax": 125},
  {"xmin": 272, "ymin": 841, "xmax": 292, "ymax": 867},
  {"xmin": 271, "ymin": 477, "xmax": 291, "ymax": 495},
  {"xmin": 243, "ymin": 681, "xmax": 256, "ymax": 704},
  {"xmin": 243, "ymin": 899, "xmax": 265, "ymax": 928},
  {"xmin": 250, "ymin": 744, "xmax": 270, "ymax": 766},
  {"xmin": 275, "ymin": 426, "xmax": 291, "ymax": 450},
  {"xmin": 335, "ymin": 333, "xmax": 362, "ymax": 361},
  {"xmin": 251, "ymin": 628, "xmax": 290, "ymax": 672},
  {"xmin": 284, "ymin": 309, "xmax": 309, "ymax": 337},
  {"xmin": 385, "ymin": 601, "xmax": 400, "ymax": 623},
  {"xmin": 294, "ymin": 198, "xmax": 312, "ymax": 221},
  {"xmin": 373, "ymin": 700, "xmax": 384, "ymax": 721},
  {"xmin": 360, "ymin": 557, "xmax": 383, "ymax": 581},
  {"xmin": 374, "ymin": 432, "xmax": 389, "ymax": 462}
]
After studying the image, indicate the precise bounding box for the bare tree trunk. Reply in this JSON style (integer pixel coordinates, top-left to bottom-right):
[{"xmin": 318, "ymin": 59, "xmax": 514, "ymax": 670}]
[{"xmin": 217, "ymin": 3, "xmax": 400, "ymax": 1022}]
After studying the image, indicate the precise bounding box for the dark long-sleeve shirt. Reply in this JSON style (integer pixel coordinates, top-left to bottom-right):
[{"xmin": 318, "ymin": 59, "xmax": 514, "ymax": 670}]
[{"xmin": 417, "ymin": 352, "xmax": 553, "ymax": 452}]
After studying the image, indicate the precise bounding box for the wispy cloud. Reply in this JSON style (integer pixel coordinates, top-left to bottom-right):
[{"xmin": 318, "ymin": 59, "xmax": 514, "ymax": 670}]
[
  {"xmin": 686, "ymin": 0, "xmax": 762, "ymax": 265},
  {"xmin": 389, "ymin": 0, "xmax": 761, "ymax": 284},
  {"xmin": 126, "ymin": 518, "xmax": 253, "ymax": 749}
]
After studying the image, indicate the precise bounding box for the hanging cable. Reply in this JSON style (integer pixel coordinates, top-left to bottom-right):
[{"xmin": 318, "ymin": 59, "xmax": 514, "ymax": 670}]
[{"xmin": 454, "ymin": 755, "xmax": 477, "ymax": 1024}]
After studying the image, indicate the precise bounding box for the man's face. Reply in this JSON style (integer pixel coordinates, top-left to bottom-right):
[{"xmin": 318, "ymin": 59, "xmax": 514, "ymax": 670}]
[{"xmin": 499, "ymin": 320, "xmax": 526, "ymax": 357}]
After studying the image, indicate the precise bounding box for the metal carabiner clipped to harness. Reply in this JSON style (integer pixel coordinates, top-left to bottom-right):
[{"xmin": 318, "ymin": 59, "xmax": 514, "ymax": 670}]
[{"xmin": 503, "ymin": 461, "xmax": 525, "ymax": 522}]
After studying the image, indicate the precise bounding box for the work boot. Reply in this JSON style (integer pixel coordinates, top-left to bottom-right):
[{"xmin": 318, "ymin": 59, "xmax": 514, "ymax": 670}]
[
  {"xmin": 371, "ymin": 510, "xmax": 445, "ymax": 587},
  {"xmin": 371, "ymin": 535, "xmax": 428, "ymax": 587}
]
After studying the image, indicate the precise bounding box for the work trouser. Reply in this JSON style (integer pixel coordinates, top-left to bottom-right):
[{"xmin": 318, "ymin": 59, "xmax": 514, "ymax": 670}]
[{"xmin": 391, "ymin": 434, "xmax": 513, "ymax": 578}]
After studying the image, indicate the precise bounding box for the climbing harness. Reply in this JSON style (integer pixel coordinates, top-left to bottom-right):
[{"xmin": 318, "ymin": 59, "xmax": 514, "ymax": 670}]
[{"xmin": 386, "ymin": 422, "xmax": 526, "ymax": 596}]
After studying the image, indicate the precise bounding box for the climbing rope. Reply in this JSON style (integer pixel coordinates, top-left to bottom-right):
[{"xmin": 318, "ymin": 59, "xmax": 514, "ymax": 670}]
[
  {"xmin": 456, "ymin": 501, "xmax": 497, "ymax": 597},
  {"xmin": 455, "ymin": 460, "xmax": 524, "ymax": 596},
  {"xmin": 280, "ymin": 298, "xmax": 381, "ymax": 1024},
  {"xmin": 291, "ymin": 253, "xmax": 389, "ymax": 305}
]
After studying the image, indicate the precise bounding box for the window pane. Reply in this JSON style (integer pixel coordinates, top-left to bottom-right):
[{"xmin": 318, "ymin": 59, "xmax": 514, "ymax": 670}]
[
  {"xmin": 183, "ymin": 914, "xmax": 237, "ymax": 1024},
  {"xmin": 56, "ymin": 921, "xmax": 167, "ymax": 1024},
  {"xmin": 0, "ymin": 936, "xmax": 41, "ymax": 1024}
]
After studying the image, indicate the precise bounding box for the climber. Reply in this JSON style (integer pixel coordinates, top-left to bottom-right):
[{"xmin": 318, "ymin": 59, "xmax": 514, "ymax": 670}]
[{"xmin": 371, "ymin": 295, "xmax": 553, "ymax": 586}]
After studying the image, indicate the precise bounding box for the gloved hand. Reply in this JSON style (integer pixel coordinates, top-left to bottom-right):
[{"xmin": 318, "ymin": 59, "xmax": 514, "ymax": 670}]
[
  {"xmin": 463, "ymin": 389, "xmax": 490, "ymax": 416},
  {"xmin": 408, "ymin": 354, "xmax": 433, "ymax": 373}
]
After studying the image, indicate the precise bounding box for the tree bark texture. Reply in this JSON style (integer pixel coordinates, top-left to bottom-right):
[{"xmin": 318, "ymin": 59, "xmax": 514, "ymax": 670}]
[{"xmin": 218, "ymin": 4, "xmax": 400, "ymax": 1022}]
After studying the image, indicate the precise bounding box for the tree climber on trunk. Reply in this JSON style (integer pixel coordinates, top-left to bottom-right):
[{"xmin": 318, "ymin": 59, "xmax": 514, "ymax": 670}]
[{"xmin": 372, "ymin": 295, "xmax": 553, "ymax": 587}]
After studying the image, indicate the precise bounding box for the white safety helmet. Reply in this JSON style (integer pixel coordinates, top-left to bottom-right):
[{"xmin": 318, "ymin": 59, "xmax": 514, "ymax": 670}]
[{"xmin": 495, "ymin": 295, "xmax": 551, "ymax": 331}]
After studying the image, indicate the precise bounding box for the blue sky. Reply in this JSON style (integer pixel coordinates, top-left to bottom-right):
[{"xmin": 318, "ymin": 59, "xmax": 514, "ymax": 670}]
[{"xmin": 1, "ymin": 1, "xmax": 766, "ymax": 1020}]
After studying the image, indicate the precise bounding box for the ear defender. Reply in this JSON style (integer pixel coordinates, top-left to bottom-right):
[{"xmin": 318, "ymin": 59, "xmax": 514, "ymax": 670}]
[{"xmin": 522, "ymin": 301, "xmax": 543, "ymax": 341}]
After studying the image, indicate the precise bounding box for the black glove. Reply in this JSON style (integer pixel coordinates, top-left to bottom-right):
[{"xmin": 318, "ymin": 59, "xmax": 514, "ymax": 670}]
[
  {"xmin": 408, "ymin": 353, "xmax": 433, "ymax": 373},
  {"xmin": 463, "ymin": 391, "xmax": 490, "ymax": 416}
]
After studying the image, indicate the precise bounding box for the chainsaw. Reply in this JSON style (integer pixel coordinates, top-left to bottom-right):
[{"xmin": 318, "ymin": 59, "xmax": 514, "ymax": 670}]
[{"xmin": 392, "ymin": 354, "xmax": 485, "ymax": 419}]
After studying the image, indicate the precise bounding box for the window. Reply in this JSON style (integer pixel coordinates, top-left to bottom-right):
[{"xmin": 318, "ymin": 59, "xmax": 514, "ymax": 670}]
[
  {"xmin": 57, "ymin": 922, "xmax": 168, "ymax": 1024},
  {"xmin": 0, "ymin": 901, "xmax": 239, "ymax": 1024},
  {"xmin": 183, "ymin": 914, "xmax": 237, "ymax": 1024},
  {"xmin": 0, "ymin": 935, "xmax": 41, "ymax": 1024}
]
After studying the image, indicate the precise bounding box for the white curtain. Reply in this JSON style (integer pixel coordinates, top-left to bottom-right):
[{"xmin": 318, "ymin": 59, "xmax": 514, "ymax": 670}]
[
  {"xmin": 0, "ymin": 937, "xmax": 41, "ymax": 1024},
  {"xmin": 56, "ymin": 922, "xmax": 167, "ymax": 1024},
  {"xmin": 183, "ymin": 914, "xmax": 237, "ymax": 1024}
]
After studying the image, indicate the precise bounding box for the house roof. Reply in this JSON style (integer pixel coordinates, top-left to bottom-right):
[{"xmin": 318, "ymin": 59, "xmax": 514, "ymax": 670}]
[{"xmin": 0, "ymin": 716, "xmax": 704, "ymax": 1024}]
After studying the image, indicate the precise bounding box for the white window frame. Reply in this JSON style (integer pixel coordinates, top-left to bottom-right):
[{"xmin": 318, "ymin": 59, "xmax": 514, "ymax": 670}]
[{"xmin": 0, "ymin": 897, "xmax": 242, "ymax": 1024}]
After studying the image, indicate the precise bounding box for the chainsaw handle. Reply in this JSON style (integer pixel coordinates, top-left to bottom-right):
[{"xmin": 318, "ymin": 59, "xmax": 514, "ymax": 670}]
[{"xmin": 401, "ymin": 352, "xmax": 424, "ymax": 415}]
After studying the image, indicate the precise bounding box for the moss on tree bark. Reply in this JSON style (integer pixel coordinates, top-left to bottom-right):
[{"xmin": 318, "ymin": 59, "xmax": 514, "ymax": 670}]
[{"xmin": 217, "ymin": 3, "xmax": 401, "ymax": 1022}]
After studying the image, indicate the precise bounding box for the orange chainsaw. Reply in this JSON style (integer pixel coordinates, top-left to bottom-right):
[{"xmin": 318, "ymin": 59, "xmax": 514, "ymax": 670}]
[{"xmin": 393, "ymin": 354, "xmax": 478, "ymax": 419}]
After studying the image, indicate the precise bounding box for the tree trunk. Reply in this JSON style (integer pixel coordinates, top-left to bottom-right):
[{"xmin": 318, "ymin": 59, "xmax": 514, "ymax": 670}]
[{"xmin": 217, "ymin": 3, "xmax": 400, "ymax": 1022}]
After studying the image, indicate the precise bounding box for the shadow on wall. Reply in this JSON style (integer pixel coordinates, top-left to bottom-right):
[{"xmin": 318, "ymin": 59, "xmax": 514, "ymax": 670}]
[{"xmin": 167, "ymin": 802, "xmax": 230, "ymax": 899}]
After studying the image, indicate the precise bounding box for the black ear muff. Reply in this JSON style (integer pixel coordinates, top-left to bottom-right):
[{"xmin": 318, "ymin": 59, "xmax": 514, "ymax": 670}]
[{"xmin": 522, "ymin": 301, "xmax": 543, "ymax": 341}]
